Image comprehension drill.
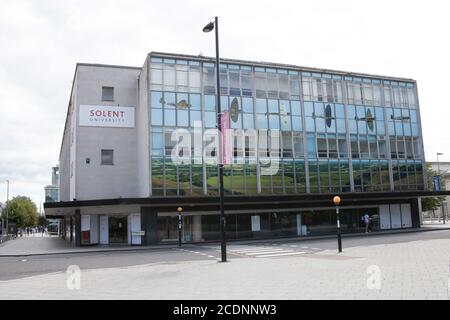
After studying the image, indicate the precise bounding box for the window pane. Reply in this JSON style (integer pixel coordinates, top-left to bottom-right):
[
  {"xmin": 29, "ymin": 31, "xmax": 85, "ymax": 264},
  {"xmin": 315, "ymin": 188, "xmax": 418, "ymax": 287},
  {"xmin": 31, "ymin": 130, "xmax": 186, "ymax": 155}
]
[
  {"xmin": 151, "ymin": 109, "xmax": 163, "ymax": 126},
  {"xmin": 256, "ymin": 99, "xmax": 267, "ymax": 113},
  {"xmin": 190, "ymin": 110, "xmax": 201, "ymax": 127},
  {"xmin": 242, "ymin": 97, "xmax": 253, "ymax": 113},
  {"xmin": 291, "ymin": 101, "xmax": 301, "ymax": 116},
  {"xmin": 243, "ymin": 114, "xmax": 254, "ymax": 129},
  {"xmin": 190, "ymin": 94, "xmax": 201, "ymax": 110},
  {"xmin": 151, "ymin": 69, "xmax": 162, "ymax": 84},
  {"xmin": 101, "ymin": 150, "xmax": 114, "ymax": 165},
  {"xmin": 164, "ymin": 109, "xmax": 176, "ymax": 126},
  {"xmin": 292, "ymin": 116, "xmax": 302, "ymax": 131},
  {"xmin": 151, "ymin": 91, "xmax": 163, "ymax": 108},
  {"xmin": 205, "ymin": 112, "xmax": 217, "ymax": 128},
  {"xmin": 205, "ymin": 95, "xmax": 216, "ymax": 111},
  {"xmin": 102, "ymin": 87, "xmax": 114, "ymax": 101},
  {"xmin": 177, "ymin": 110, "xmax": 189, "ymax": 127}
]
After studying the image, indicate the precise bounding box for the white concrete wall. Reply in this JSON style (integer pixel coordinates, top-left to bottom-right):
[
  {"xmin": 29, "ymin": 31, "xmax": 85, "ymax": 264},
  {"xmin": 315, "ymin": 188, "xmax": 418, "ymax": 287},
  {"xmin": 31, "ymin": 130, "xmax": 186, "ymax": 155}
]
[{"xmin": 74, "ymin": 65, "xmax": 141, "ymax": 200}]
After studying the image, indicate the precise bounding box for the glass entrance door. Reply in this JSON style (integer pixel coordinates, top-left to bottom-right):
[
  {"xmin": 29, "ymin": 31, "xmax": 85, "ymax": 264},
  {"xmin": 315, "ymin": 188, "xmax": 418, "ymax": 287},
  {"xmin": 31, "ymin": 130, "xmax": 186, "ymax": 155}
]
[
  {"xmin": 109, "ymin": 216, "xmax": 128, "ymax": 244},
  {"xmin": 157, "ymin": 216, "xmax": 193, "ymax": 243}
]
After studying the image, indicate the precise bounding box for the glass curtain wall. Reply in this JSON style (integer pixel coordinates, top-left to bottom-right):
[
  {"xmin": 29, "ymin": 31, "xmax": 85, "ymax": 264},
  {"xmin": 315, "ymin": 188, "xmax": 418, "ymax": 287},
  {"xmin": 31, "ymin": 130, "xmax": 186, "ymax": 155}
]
[{"xmin": 149, "ymin": 56, "xmax": 424, "ymax": 196}]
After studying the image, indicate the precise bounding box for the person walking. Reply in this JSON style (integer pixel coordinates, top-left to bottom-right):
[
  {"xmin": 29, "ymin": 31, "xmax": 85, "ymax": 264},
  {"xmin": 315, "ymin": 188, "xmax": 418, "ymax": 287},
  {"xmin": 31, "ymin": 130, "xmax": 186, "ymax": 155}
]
[{"xmin": 362, "ymin": 213, "xmax": 370, "ymax": 234}]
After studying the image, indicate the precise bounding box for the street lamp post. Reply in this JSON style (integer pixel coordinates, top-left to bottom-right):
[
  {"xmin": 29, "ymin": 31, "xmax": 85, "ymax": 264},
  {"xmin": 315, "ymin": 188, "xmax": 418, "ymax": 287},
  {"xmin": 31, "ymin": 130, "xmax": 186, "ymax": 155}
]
[
  {"xmin": 333, "ymin": 196, "xmax": 342, "ymax": 253},
  {"xmin": 177, "ymin": 207, "xmax": 183, "ymax": 247},
  {"xmin": 203, "ymin": 16, "xmax": 227, "ymax": 263},
  {"xmin": 6, "ymin": 180, "xmax": 9, "ymax": 235}
]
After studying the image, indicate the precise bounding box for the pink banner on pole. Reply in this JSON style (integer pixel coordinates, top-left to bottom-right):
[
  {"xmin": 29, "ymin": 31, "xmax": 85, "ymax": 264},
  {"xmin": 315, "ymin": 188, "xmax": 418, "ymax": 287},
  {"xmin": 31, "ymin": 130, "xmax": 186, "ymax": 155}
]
[{"xmin": 221, "ymin": 111, "xmax": 231, "ymax": 165}]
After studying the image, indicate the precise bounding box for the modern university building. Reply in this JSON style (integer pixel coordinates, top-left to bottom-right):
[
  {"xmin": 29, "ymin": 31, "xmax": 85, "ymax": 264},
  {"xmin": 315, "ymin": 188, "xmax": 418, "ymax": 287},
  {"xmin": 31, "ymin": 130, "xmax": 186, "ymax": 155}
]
[{"xmin": 44, "ymin": 51, "xmax": 449, "ymax": 246}]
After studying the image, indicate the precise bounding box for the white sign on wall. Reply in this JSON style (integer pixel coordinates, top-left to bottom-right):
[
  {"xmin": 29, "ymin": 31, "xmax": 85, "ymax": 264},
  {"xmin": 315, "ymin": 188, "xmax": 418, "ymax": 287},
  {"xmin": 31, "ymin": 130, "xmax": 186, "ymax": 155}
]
[
  {"xmin": 81, "ymin": 215, "xmax": 90, "ymax": 232},
  {"xmin": 79, "ymin": 105, "xmax": 135, "ymax": 128},
  {"xmin": 251, "ymin": 215, "xmax": 261, "ymax": 232}
]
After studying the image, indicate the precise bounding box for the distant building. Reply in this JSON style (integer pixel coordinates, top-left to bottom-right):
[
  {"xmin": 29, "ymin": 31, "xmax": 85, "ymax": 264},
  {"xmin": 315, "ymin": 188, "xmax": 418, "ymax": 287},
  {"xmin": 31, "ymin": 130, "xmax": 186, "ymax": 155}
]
[{"xmin": 44, "ymin": 166, "xmax": 60, "ymax": 203}]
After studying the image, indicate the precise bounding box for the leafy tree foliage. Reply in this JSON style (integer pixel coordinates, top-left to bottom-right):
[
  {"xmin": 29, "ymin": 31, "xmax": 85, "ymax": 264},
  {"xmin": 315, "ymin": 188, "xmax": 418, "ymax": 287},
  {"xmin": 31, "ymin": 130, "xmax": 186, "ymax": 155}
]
[
  {"xmin": 2, "ymin": 196, "xmax": 38, "ymax": 227},
  {"xmin": 421, "ymin": 164, "xmax": 445, "ymax": 211}
]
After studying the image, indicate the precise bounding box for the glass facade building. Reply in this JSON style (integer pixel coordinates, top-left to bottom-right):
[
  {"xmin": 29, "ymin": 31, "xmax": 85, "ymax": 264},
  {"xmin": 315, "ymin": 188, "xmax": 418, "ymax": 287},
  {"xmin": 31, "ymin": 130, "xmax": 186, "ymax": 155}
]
[
  {"xmin": 47, "ymin": 53, "xmax": 442, "ymax": 247},
  {"xmin": 44, "ymin": 166, "xmax": 60, "ymax": 203},
  {"xmin": 148, "ymin": 55, "xmax": 425, "ymax": 198}
]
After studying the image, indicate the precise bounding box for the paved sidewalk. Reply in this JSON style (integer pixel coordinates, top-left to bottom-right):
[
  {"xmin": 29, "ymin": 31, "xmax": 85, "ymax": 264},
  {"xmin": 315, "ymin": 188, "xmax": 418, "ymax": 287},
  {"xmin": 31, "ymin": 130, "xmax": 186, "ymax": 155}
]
[
  {"xmin": 0, "ymin": 236, "xmax": 449, "ymax": 300},
  {"xmin": 0, "ymin": 236, "xmax": 175, "ymax": 257},
  {"xmin": 1, "ymin": 225, "xmax": 449, "ymax": 257},
  {"xmin": 421, "ymin": 223, "xmax": 450, "ymax": 229}
]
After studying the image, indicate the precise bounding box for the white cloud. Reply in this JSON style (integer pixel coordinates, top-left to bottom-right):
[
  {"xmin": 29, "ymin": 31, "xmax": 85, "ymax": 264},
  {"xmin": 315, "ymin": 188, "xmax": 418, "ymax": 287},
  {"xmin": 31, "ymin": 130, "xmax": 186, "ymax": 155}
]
[{"xmin": 1, "ymin": 0, "xmax": 449, "ymax": 205}]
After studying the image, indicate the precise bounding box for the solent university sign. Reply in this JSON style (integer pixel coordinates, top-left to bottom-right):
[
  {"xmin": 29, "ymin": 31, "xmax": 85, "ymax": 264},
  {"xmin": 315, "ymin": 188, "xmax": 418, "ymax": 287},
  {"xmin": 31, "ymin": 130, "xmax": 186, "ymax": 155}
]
[{"xmin": 79, "ymin": 105, "xmax": 135, "ymax": 128}]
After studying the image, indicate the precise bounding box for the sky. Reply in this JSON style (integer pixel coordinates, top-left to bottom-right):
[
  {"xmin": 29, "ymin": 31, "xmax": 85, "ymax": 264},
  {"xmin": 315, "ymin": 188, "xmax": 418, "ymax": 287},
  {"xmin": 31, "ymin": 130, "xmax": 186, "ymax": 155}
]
[{"xmin": 1, "ymin": 0, "xmax": 450, "ymax": 207}]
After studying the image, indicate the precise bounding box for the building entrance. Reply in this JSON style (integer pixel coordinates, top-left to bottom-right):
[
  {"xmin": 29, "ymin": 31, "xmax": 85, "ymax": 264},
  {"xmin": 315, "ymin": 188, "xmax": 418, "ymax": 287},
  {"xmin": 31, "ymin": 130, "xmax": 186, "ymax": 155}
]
[
  {"xmin": 109, "ymin": 216, "xmax": 128, "ymax": 243},
  {"xmin": 157, "ymin": 216, "xmax": 193, "ymax": 243}
]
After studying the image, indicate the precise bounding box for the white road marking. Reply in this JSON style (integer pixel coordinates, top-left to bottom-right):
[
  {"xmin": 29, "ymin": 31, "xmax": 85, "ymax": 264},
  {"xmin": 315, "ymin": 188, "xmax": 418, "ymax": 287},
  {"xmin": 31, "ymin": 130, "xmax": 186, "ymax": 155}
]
[
  {"xmin": 229, "ymin": 247, "xmax": 275, "ymax": 253},
  {"xmin": 245, "ymin": 250, "xmax": 294, "ymax": 256},
  {"xmin": 256, "ymin": 251, "xmax": 306, "ymax": 258}
]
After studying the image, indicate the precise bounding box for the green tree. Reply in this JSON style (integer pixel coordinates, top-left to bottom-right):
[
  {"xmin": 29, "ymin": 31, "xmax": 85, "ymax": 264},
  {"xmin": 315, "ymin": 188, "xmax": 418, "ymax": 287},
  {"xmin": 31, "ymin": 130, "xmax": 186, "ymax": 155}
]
[
  {"xmin": 38, "ymin": 215, "xmax": 48, "ymax": 227},
  {"xmin": 421, "ymin": 164, "xmax": 445, "ymax": 211},
  {"xmin": 2, "ymin": 196, "xmax": 38, "ymax": 228}
]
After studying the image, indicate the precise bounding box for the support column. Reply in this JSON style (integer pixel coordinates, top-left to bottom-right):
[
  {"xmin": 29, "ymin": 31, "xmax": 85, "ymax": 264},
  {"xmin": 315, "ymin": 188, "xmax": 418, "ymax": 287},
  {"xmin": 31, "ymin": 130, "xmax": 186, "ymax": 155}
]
[
  {"xmin": 410, "ymin": 198, "xmax": 421, "ymax": 228},
  {"xmin": 75, "ymin": 210, "xmax": 81, "ymax": 247},
  {"xmin": 193, "ymin": 215, "xmax": 203, "ymax": 242},
  {"xmin": 296, "ymin": 213, "xmax": 303, "ymax": 236},
  {"xmin": 418, "ymin": 197, "xmax": 423, "ymax": 226},
  {"xmin": 69, "ymin": 216, "xmax": 73, "ymax": 243}
]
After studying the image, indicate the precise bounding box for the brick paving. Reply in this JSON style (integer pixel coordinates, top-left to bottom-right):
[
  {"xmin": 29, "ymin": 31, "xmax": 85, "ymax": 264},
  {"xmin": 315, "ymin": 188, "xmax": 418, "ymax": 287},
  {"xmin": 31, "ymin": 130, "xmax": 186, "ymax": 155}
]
[{"xmin": 0, "ymin": 237, "xmax": 449, "ymax": 300}]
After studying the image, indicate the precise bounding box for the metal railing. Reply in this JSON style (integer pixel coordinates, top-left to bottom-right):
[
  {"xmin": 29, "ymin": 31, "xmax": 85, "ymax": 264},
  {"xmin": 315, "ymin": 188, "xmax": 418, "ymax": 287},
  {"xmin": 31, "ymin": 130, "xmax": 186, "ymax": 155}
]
[{"xmin": 0, "ymin": 234, "xmax": 16, "ymax": 245}]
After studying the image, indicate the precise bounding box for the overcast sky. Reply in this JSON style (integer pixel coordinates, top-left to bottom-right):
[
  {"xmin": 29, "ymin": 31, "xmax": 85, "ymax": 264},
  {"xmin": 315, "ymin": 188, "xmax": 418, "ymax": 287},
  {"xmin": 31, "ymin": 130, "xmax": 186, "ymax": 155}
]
[{"xmin": 1, "ymin": 0, "xmax": 449, "ymax": 207}]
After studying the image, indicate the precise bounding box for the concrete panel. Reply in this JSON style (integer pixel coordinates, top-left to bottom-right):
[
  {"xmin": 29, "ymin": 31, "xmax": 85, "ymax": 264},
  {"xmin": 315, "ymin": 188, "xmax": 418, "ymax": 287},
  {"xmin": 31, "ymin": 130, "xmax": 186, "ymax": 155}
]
[
  {"xmin": 99, "ymin": 216, "xmax": 108, "ymax": 244},
  {"xmin": 128, "ymin": 213, "xmax": 142, "ymax": 245},
  {"xmin": 390, "ymin": 204, "xmax": 402, "ymax": 229},
  {"xmin": 379, "ymin": 205, "xmax": 391, "ymax": 230},
  {"xmin": 90, "ymin": 214, "xmax": 99, "ymax": 244},
  {"xmin": 401, "ymin": 204, "xmax": 412, "ymax": 228}
]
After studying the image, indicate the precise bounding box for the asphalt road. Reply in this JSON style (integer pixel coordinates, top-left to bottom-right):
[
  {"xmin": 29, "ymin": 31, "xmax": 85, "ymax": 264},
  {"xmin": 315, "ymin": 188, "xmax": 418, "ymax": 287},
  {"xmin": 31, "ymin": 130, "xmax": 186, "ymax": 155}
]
[{"xmin": 0, "ymin": 229, "xmax": 449, "ymax": 281}]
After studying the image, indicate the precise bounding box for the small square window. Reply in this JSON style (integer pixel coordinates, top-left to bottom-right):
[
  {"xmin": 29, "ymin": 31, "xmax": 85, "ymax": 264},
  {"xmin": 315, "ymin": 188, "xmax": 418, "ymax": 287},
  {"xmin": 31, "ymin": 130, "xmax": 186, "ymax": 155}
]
[
  {"xmin": 101, "ymin": 149, "xmax": 114, "ymax": 165},
  {"xmin": 102, "ymin": 87, "xmax": 114, "ymax": 101}
]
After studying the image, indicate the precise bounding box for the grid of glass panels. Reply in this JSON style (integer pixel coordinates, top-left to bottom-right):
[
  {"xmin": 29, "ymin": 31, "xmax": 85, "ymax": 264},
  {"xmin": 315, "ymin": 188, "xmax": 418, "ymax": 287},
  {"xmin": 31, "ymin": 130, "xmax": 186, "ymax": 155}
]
[{"xmin": 149, "ymin": 56, "xmax": 425, "ymax": 196}]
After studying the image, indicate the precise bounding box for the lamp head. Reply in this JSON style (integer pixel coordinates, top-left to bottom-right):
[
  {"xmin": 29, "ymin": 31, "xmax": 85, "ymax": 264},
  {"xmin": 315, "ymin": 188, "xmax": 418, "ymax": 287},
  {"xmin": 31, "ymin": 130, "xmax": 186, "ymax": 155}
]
[
  {"xmin": 203, "ymin": 21, "xmax": 215, "ymax": 33},
  {"xmin": 177, "ymin": 207, "xmax": 183, "ymax": 213},
  {"xmin": 333, "ymin": 196, "xmax": 341, "ymax": 206}
]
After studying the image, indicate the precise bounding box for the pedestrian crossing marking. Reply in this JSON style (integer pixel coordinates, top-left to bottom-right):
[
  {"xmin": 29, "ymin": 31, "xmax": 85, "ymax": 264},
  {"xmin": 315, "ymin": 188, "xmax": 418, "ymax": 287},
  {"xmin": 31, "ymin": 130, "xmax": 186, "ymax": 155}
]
[
  {"xmin": 245, "ymin": 250, "xmax": 294, "ymax": 256},
  {"xmin": 256, "ymin": 251, "xmax": 306, "ymax": 258}
]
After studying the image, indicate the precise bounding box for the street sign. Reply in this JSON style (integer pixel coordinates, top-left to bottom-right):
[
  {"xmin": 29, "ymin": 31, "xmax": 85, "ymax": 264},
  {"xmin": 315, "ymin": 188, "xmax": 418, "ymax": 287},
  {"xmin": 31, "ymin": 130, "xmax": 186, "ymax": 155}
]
[
  {"xmin": 433, "ymin": 175, "xmax": 441, "ymax": 191},
  {"xmin": 132, "ymin": 231, "xmax": 146, "ymax": 237}
]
